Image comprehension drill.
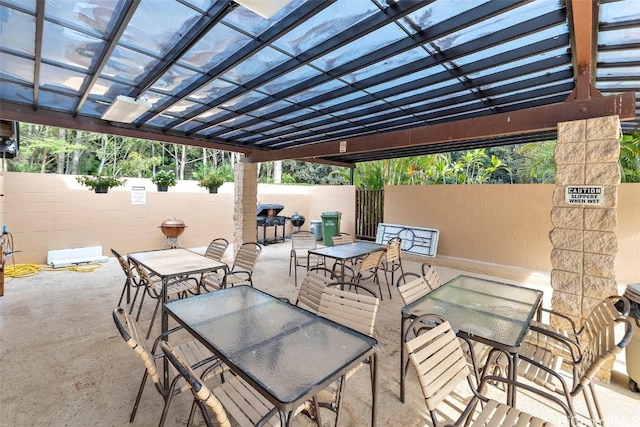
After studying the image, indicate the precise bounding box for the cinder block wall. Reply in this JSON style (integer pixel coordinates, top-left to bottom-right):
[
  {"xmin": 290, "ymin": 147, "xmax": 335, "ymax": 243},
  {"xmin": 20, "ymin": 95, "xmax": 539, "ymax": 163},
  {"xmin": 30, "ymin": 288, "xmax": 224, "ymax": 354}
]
[
  {"xmin": 2, "ymin": 172, "xmax": 355, "ymax": 263},
  {"xmin": 2, "ymin": 171, "xmax": 638, "ymax": 286}
]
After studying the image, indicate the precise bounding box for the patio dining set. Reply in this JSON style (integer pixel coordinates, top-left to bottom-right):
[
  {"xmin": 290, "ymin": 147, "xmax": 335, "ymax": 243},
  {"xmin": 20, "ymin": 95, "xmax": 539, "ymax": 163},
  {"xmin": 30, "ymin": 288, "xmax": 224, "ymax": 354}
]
[{"xmin": 110, "ymin": 234, "xmax": 634, "ymax": 427}]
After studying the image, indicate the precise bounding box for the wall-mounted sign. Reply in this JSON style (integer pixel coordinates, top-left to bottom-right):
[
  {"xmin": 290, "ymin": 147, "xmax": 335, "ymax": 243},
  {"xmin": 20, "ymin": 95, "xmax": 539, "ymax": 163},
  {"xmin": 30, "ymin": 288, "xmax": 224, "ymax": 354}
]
[
  {"xmin": 339, "ymin": 140, "xmax": 347, "ymax": 153},
  {"xmin": 131, "ymin": 186, "xmax": 146, "ymax": 205},
  {"xmin": 565, "ymin": 186, "xmax": 603, "ymax": 206}
]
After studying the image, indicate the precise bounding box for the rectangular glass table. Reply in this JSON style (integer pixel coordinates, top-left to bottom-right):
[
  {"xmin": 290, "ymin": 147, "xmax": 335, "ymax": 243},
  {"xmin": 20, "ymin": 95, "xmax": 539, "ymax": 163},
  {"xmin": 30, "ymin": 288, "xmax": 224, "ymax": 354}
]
[
  {"xmin": 308, "ymin": 242, "xmax": 385, "ymax": 280},
  {"xmin": 400, "ymin": 275, "xmax": 542, "ymax": 405},
  {"xmin": 166, "ymin": 286, "xmax": 379, "ymax": 427}
]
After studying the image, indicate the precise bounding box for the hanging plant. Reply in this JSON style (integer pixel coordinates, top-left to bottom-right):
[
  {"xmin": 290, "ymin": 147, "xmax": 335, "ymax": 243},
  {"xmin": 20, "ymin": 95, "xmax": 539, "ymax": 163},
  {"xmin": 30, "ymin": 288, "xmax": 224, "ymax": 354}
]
[
  {"xmin": 150, "ymin": 170, "xmax": 177, "ymax": 192},
  {"xmin": 76, "ymin": 175, "xmax": 127, "ymax": 193}
]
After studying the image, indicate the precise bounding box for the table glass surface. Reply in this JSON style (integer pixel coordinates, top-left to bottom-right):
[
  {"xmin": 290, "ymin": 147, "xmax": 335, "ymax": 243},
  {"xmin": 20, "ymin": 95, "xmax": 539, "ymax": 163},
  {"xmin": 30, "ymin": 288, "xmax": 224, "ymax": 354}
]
[
  {"xmin": 128, "ymin": 248, "xmax": 226, "ymax": 278},
  {"xmin": 402, "ymin": 275, "xmax": 542, "ymax": 349},
  {"xmin": 166, "ymin": 286, "xmax": 377, "ymax": 408},
  {"xmin": 309, "ymin": 242, "xmax": 385, "ymax": 260}
]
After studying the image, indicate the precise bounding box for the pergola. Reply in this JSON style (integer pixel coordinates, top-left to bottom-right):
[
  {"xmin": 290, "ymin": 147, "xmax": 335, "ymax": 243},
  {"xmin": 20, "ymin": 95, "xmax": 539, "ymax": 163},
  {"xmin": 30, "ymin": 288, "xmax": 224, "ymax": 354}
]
[{"xmin": 0, "ymin": 0, "xmax": 637, "ymax": 166}]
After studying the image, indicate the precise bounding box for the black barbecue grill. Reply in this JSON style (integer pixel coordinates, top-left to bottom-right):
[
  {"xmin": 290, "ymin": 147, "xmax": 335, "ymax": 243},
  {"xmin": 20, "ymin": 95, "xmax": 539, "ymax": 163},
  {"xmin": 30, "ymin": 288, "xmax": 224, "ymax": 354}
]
[{"xmin": 256, "ymin": 203, "xmax": 287, "ymax": 245}]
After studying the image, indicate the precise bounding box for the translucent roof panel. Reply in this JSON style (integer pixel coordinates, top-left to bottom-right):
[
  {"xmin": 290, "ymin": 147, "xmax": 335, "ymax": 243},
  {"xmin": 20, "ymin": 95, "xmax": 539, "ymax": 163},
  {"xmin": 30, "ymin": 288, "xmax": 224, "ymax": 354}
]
[{"xmin": 1, "ymin": 0, "xmax": 638, "ymax": 164}]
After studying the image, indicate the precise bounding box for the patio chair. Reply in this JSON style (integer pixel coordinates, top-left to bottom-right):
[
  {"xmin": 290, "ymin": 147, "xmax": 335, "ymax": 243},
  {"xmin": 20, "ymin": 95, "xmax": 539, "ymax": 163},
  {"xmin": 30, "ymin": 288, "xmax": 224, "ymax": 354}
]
[
  {"xmin": 342, "ymin": 248, "xmax": 390, "ymax": 299},
  {"xmin": 499, "ymin": 295, "xmax": 633, "ymax": 424},
  {"xmin": 294, "ymin": 266, "xmax": 336, "ymax": 313},
  {"xmin": 315, "ymin": 283, "xmax": 379, "ymax": 427},
  {"xmin": 197, "ymin": 238, "xmax": 230, "ymax": 292},
  {"xmin": 380, "ymin": 237, "xmax": 404, "ymax": 287},
  {"xmin": 111, "ymin": 248, "xmax": 143, "ymax": 311},
  {"xmin": 112, "ymin": 307, "xmax": 225, "ymax": 427},
  {"xmin": 331, "ymin": 232, "xmax": 354, "ymax": 245},
  {"xmin": 201, "ymin": 242, "xmax": 262, "ymax": 291},
  {"xmin": 203, "ymin": 237, "xmax": 229, "ymax": 262},
  {"xmin": 289, "ymin": 231, "xmax": 324, "ymax": 287},
  {"xmin": 403, "ymin": 314, "xmax": 572, "ymax": 427},
  {"xmin": 396, "ymin": 274, "xmax": 432, "ymax": 306},
  {"xmin": 131, "ymin": 257, "xmax": 200, "ymax": 339},
  {"xmin": 421, "ymin": 262, "xmax": 442, "ymax": 290},
  {"xmin": 159, "ymin": 341, "xmax": 281, "ymax": 427}
]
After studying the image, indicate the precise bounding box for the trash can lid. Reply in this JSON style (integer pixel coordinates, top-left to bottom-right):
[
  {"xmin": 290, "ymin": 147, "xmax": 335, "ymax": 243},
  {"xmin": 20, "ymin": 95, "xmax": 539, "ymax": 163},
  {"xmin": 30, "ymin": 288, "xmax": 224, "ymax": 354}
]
[
  {"xmin": 624, "ymin": 284, "xmax": 640, "ymax": 304},
  {"xmin": 321, "ymin": 211, "xmax": 342, "ymax": 215}
]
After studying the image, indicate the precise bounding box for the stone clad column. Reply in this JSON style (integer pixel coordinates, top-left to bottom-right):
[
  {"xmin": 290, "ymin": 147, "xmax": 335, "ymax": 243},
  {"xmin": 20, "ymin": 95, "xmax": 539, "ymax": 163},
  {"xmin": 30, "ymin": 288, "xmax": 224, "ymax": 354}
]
[
  {"xmin": 550, "ymin": 116, "xmax": 621, "ymax": 380},
  {"xmin": 233, "ymin": 162, "xmax": 257, "ymax": 254}
]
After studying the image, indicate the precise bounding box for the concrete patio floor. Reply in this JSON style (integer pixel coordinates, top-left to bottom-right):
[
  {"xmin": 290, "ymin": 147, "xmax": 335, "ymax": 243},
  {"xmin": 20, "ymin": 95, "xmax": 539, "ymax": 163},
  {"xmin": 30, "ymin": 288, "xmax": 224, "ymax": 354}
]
[{"xmin": 0, "ymin": 241, "xmax": 638, "ymax": 426}]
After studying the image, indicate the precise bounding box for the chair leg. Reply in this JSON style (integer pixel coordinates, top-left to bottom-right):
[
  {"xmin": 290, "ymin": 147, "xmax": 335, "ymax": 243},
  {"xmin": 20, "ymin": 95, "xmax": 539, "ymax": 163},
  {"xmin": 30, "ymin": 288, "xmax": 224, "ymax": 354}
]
[
  {"xmin": 130, "ymin": 370, "xmax": 149, "ymax": 422},
  {"xmin": 289, "ymin": 255, "xmax": 293, "ymax": 277},
  {"xmin": 129, "ymin": 285, "xmax": 142, "ymax": 315},
  {"xmin": 146, "ymin": 298, "xmax": 161, "ymax": 340},
  {"xmin": 135, "ymin": 290, "xmax": 148, "ymax": 321},
  {"xmin": 118, "ymin": 281, "xmax": 128, "ymax": 306}
]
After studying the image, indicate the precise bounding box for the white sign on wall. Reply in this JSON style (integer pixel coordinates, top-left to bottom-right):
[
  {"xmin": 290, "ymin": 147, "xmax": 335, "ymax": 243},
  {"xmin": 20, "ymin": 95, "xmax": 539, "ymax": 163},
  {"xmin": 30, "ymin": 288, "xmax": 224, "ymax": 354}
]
[
  {"xmin": 565, "ymin": 186, "xmax": 604, "ymax": 206},
  {"xmin": 131, "ymin": 186, "xmax": 146, "ymax": 205}
]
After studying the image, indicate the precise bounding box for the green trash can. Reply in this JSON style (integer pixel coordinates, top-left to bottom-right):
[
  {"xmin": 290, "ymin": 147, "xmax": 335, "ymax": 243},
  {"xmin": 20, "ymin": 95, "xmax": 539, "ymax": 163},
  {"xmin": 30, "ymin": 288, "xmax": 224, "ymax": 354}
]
[{"xmin": 321, "ymin": 211, "xmax": 342, "ymax": 246}]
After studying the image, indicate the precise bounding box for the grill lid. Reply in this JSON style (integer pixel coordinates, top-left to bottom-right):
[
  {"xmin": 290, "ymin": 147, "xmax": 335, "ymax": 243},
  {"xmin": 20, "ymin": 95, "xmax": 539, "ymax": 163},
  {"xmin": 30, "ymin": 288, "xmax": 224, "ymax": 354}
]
[{"xmin": 257, "ymin": 203, "xmax": 284, "ymax": 217}]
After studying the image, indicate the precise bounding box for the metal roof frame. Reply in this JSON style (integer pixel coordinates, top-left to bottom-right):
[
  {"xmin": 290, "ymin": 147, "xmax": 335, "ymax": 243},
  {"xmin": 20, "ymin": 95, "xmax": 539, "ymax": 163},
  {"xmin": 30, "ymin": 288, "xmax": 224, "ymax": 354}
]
[{"xmin": 0, "ymin": 0, "xmax": 637, "ymax": 167}]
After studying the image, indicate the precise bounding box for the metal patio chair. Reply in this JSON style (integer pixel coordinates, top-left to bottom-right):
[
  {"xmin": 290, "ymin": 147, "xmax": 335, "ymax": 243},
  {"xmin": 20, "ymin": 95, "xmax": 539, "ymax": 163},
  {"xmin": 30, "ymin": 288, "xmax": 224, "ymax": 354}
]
[
  {"xmin": 203, "ymin": 237, "xmax": 229, "ymax": 262},
  {"xmin": 497, "ymin": 295, "xmax": 633, "ymax": 425},
  {"xmin": 294, "ymin": 266, "xmax": 336, "ymax": 313},
  {"xmin": 130, "ymin": 257, "xmax": 200, "ymax": 339},
  {"xmin": 404, "ymin": 314, "xmax": 572, "ymax": 427},
  {"xmin": 331, "ymin": 232, "xmax": 354, "ymax": 245},
  {"xmin": 111, "ymin": 248, "xmax": 143, "ymax": 311},
  {"xmin": 342, "ymin": 248, "xmax": 390, "ymax": 299},
  {"xmin": 201, "ymin": 242, "xmax": 262, "ymax": 291},
  {"xmin": 315, "ymin": 283, "xmax": 379, "ymax": 427},
  {"xmin": 289, "ymin": 231, "xmax": 324, "ymax": 287},
  {"xmin": 380, "ymin": 237, "xmax": 404, "ymax": 288},
  {"xmin": 160, "ymin": 341, "xmax": 281, "ymax": 427},
  {"xmin": 112, "ymin": 307, "xmax": 225, "ymax": 427}
]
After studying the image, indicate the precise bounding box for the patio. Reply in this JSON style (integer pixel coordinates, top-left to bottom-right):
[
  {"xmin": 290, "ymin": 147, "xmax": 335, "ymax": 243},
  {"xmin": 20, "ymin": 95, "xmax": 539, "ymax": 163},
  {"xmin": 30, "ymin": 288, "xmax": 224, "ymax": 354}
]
[{"xmin": 0, "ymin": 241, "xmax": 637, "ymax": 427}]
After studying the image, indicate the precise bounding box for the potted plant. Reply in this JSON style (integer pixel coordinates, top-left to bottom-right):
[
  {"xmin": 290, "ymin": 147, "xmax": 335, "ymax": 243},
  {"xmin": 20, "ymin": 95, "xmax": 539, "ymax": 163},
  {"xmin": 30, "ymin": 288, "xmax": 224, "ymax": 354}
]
[
  {"xmin": 150, "ymin": 170, "xmax": 176, "ymax": 192},
  {"xmin": 76, "ymin": 175, "xmax": 126, "ymax": 193},
  {"xmin": 198, "ymin": 171, "xmax": 225, "ymax": 194}
]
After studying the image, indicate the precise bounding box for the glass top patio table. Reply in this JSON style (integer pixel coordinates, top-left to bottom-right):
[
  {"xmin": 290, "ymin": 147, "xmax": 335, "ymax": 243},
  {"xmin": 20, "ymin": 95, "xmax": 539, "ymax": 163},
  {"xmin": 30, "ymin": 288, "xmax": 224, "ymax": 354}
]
[
  {"xmin": 400, "ymin": 275, "xmax": 542, "ymax": 405},
  {"xmin": 165, "ymin": 285, "xmax": 379, "ymax": 426},
  {"xmin": 308, "ymin": 242, "xmax": 385, "ymax": 280}
]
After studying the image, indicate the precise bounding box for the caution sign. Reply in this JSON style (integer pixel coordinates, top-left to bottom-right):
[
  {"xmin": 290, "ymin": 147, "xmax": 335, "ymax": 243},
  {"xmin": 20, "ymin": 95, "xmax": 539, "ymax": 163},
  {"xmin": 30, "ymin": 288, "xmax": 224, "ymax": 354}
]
[
  {"xmin": 565, "ymin": 186, "xmax": 603, "ymax": 206},
  {"xmin": 131, "ymin": 186, "xmax": 146, "ymax": 205}
]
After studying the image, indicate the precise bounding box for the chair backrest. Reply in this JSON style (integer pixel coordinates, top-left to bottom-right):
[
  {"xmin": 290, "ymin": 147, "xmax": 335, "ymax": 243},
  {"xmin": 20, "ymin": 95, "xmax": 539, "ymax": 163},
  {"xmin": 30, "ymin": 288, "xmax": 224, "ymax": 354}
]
[
  {"xmin": 397, "ymin": 275, "xmax": 431, "ymax": 306},
  {"xmin": 111, "ymin": 248, "xmax": 138, "ymax": 283},
  {"xmin": 318, "ymin": 283, "xmax": 379, "ymax": 336},
  {"xmin": 205, "ymin": 238, "xmax": 229, "ymax": 262},
  {"xmin": 160, "ymin": 341, "xmax": 231, "ymax": 427},
  {"xmin": 130, "ymin": 258, "xmax": 157, "ymax": 290},
  {"xmin": 296, "ymin": 267, "xmax": 336, "ymax": 313},
  {"xmin": 112, "ymin": 307, "xmax": 161, "ymax": 386},
  {"xmin": 577, "ymin": 313, "xmax": 633, "ymax": 387},
  {"xmin": 232, "ymin": 242, "xmax": 262, "ymax": 273},
  {"xmin": 421, "ymin": 263, "xmax": 442, "ymax": 290},
  {"xmin": 291, "ymin": 231, "xmax": 317, "ymax": 251},
  {"xmin": 358, "ymin": 249, "xmax": 385, "ymax": 273},
  {"xmin": 385, "ymin": 237, "xmax": 402, "ymax": 263},
  {"xmin": 332, "ymin": 233, "xmax": 354, "ymax": 245},
  {"xmin": 404, "ymin": 316, "xmax": 471, "ymax": 412}
]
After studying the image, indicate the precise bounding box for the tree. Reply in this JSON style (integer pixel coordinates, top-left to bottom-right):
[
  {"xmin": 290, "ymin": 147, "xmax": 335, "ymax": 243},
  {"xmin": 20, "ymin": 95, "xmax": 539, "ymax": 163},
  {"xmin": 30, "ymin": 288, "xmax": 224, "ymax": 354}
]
[{"xmin": 620, "ymin": 132, "xmax": 640, "ymax": 183}]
